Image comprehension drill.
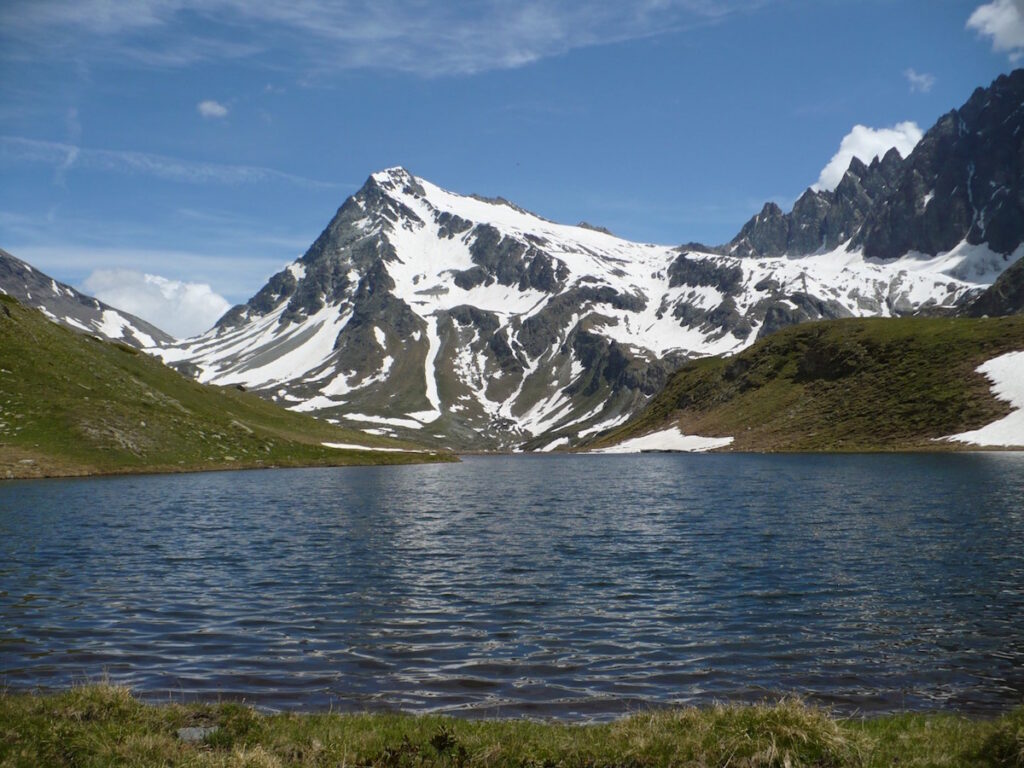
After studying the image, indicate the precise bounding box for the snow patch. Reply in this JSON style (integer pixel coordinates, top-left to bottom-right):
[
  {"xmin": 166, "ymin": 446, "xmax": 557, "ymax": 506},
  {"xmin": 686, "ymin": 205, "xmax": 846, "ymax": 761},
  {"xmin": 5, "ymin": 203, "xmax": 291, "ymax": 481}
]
[
  {"xmin": 95, "ymin": 310, "xmax": 131, "ymax": 340},
  {"xmin": 539, "ymin": 436, "xmax": 570, "ymax": 452},
  {"xmin": 946, "ymin": 350, "xmax": 1024, "ymax": 447},
  {"xmin": 288, "ymin": 395, "xmax": 345, "ymax": 413},
  {"xmin": 421, "ymin": 315, "xmax": 443, "ymax": 419},
  {"xmin": 345, "ymin": 412, "xmax": 427, "ymax": 430},
  {"xmin": 590, "ymin": 427, "xmax": 733, "ymax": 453},
  {"xmin": 322, "ymin": 441, "xmax": 424, "ymax": 453}
]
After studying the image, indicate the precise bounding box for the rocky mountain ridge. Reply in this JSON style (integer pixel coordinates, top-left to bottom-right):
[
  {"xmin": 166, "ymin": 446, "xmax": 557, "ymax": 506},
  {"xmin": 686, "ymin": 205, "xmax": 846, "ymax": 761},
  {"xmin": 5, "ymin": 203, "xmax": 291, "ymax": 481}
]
[
  {"xmin": 728, "ymin": 69, "xmax": 1024, "ymax": 266},
  {"xmin": 8, "ymin": 71, "xmax": 1019, "ymax": 452},
  {"xmin": 0, "ymin": 248, "xmax": 173, "ymax": 348},
  {"xmin": 154, "ymin": 161, "xmax": 1016, "ymax": 450}
]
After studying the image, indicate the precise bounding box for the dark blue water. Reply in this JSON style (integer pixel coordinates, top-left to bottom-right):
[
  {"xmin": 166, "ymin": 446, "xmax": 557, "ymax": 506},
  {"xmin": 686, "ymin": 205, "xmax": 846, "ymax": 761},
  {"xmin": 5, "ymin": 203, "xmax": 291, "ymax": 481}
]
[{"xmin": 1, "ymin": 453, "xmax": 1023, "ymax": 719}]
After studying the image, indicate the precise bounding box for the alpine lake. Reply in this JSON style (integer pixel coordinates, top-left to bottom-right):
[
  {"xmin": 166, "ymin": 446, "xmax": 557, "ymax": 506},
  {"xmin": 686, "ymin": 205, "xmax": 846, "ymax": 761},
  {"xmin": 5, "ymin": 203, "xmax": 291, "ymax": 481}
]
[{"xmin": 2, "ymin": 452, "xmax": 1023, "ymax": 721}]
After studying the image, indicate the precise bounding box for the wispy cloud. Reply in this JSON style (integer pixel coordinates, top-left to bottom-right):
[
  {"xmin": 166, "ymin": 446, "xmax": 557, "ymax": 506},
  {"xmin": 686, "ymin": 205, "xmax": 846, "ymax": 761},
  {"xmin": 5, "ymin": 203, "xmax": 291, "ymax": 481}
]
[
  {"xmin": 54, "ymin": 107, "xmax": 82, "ymax": 186},
  {"xmin": 903, "ymin": 67, "xmax": 936, "ymax": 93},
  {"xmin": 197, "ymin": 99, "xmax": 229, "ymax": 118},
  {"xmin": 0, "ymin": 0, "xmax": 770, "ymax": 76},
  {"xmin": 0, "ymin": 135, "xmax": 340, "ymax": 188},
  {"xmin": 968, "ymin": 0, "xmax": 1024, "ymax": 62}
]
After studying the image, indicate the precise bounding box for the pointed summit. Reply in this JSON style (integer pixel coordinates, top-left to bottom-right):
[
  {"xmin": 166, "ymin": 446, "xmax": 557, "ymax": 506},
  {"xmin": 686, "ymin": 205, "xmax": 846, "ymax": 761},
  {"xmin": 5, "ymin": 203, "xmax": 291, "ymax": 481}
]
[{"xmin": 723, "ymin": 70, "xmax": 1024, "ymax": 260}]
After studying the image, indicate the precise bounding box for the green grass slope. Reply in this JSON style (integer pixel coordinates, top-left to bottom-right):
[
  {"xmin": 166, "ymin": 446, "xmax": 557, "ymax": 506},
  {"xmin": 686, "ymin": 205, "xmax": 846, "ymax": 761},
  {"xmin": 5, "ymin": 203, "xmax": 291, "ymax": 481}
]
[
  {"xmin": 2, "ymin": 685, "xmax": 1023, "ymax": 768},
  {"xmin": 0, "ymin": 295, "xmax": 452, "ymax": 478},
  {"xmin": 589, "ymin": 316, "xmax": 1024, "ymax": 452}
]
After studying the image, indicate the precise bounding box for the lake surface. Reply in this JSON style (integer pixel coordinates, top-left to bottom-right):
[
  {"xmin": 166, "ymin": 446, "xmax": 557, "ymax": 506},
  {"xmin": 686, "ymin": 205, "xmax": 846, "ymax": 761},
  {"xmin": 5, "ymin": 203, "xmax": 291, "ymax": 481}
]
[{"xmin": 2, "ymin": 453, "xmax": 1023, "ymax": 720}]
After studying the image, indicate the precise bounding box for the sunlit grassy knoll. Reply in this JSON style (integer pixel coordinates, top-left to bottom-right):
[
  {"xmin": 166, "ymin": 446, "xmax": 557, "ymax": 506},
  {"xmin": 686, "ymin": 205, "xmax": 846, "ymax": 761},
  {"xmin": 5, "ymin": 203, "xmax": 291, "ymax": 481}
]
[
  {"xmin": 589, "ymin": 315, "xmax": 1024, "ymax": 453},
  {"xmin": 0, "ymin": 294, "xmax": 453, "ymax": 478}
]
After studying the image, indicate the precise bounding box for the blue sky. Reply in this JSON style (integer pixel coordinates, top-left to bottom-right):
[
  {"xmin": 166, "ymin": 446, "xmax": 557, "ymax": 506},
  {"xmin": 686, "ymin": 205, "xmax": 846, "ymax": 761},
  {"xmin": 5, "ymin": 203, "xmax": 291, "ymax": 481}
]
[{"xmin": 1, "ymin": 0, "xmax": 1022, "ymax": 336}]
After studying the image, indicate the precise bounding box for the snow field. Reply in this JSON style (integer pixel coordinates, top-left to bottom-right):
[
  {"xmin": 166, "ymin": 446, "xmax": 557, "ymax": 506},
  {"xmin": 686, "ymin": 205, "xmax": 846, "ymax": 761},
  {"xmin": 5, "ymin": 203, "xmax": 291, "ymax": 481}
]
[{"xmin": 947, "ymin": 350, "xmax": 1024, "ymax": 447}]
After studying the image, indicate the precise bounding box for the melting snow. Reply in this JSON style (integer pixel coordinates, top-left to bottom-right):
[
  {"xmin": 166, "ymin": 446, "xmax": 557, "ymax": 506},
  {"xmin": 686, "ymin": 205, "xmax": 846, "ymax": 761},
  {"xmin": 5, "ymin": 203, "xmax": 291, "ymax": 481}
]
[
  {"xmin": 590, "ymin": 427, "xmax": 733, "ymax": 453},
  {"xmin": 322, "ymin": 442, "xmax": 424, "ymax": 453},
  {"xmin": 95, "ymin": 310, "xmax": 131, "ymax": 340},
  {"xmin": 289, "ymin": 395, "xmax": 345, "ymax": 413},
  {"xmin": 420, "ymin": 315, "xmax": 444, "ymax": 420},
  {"xmin": 153, "ymin": 165, "xmax": 1023, "ymax": 449},
  {"xmin": 539, "ymin": 436, "xmax": 570, "ymax": 452},
  {"xmin": 946, "ymin": 350, "xmax": 1024, "ymax": 448},
  {"xmin": 345, "ymin": 412, "xmax": 427, "ymax": 430}
]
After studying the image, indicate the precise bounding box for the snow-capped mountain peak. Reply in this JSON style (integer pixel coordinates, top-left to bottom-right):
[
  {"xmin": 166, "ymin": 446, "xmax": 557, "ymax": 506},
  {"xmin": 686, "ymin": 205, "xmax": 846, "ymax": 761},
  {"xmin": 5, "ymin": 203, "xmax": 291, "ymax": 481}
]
[
  {"xmin": 153, "ymin": 162, "xmax": 1014, "ymax": 451},
  {"xmin": 151, "ymin": 72, "xmax": 1024, "ymax": 451}
]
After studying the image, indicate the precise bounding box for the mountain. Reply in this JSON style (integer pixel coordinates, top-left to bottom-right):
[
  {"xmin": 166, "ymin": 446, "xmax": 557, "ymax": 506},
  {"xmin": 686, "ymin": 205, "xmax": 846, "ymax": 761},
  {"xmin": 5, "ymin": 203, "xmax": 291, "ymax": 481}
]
[
  {"xmin": 727, "ymin": 69, "xmax": 1024, "ymax": 263},
  {"xmin": 0, "ymin": 248, "xmax": 174, "ymax": 348},
  {"xmin": 155, "ymin": 72, "xmax": 1024, "ymax": 452},
  {"xmin": 967, "ymin": 252, "xmax": 1024, "ymax": 316},
  {"xmin": 0, "ymin": 294, "xmax": 448, "ymax": 479},
  {"xmin": 586, "ymin": 316, "xmax": 1024, "ymax": 453},
  {"xmin": 155, "ymin": 170, "xmax": 1003, "ymax": 452}
]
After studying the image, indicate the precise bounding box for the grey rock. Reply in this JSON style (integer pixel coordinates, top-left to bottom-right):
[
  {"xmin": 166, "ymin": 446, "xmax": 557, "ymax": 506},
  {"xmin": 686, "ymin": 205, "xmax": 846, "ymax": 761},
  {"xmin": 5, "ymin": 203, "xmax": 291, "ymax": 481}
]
[
  {"xmin": 720, "ymin": 69, "xmax": 1024, "ymax": 264},
  {"xmin": 176, "ymin": 726, "xmax": 217, "ymax": 743},
  {"xmin": 668, "ymin": 252, "xmax": 743, "ymax": 294},
  {"xmin": 966, "ymin": 253, "xmax": 1024, "ymax": 316},
  {"xmin": 577, "ymin": 221, "xmax": 615, "ymax": 236}
]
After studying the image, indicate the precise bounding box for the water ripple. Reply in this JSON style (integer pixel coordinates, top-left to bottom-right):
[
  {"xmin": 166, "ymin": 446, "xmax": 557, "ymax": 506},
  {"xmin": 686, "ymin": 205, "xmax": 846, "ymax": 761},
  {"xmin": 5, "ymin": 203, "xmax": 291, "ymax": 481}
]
[{"xmin": 1, "ymin": 453, "xmax": 1023, "ymax": 719}]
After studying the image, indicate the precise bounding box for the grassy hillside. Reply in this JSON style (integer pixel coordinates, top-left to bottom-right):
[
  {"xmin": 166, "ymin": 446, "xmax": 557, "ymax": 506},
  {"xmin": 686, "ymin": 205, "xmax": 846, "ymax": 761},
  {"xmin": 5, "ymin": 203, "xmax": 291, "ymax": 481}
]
[
  {"xmin": 0, "ymin": 295, "xmax": 452, "ymax": 478},
  {"xmin": 590, "ymin": 316, "xmax": 1024, "ymax": 452},
  {"xmin": 2, "ymin": 685, "xmax": 1022, "ymax": 768}
]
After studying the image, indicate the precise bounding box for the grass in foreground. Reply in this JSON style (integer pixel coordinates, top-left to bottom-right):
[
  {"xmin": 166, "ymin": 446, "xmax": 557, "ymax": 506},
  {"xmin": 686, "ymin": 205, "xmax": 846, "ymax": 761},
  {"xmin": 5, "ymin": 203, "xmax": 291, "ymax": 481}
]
[
  {"xmin": 590, "ymin": 315, "xmax": 1024, "ymax": 452},
  {"xmin": 0, "ymin": 295, "xmax": 453, "ymax": 478},
  {"xmin": 1, "ymin": 685, "xmax": 1022, "ymax": 768}
]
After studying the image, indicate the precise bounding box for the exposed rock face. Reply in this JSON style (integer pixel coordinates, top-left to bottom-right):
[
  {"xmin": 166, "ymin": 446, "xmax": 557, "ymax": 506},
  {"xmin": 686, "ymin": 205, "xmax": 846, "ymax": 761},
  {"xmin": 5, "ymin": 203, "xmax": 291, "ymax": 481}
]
[
  {"xmin": 728, "ymin": 69, "xmax": 1024, "ymax": 263},
  {"xmin": 154, "ymin": 162, "xmax": 1003, "ymax": 450},
  {"xmin": 728, "ymin": 150, "xmax": 904, "ymax": 259},
  {"xmin": 148, "ymin": 71, "xmax": 1024, "ymax": 451},
  {"xmin": 0, "ymin": 248, "xmax": 174, "ymax": 347},
  {"xmin": 856, "ymin": 71, "xmax": 1024, "ymax": 260},
  {"xmin": 967, "ymin": 255, "xmax": 1024, "ymax": 316}
]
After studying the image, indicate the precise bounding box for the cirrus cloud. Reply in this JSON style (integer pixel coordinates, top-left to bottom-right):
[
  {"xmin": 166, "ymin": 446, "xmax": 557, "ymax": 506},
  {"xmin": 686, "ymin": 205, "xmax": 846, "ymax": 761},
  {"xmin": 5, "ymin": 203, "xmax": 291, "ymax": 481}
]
[
  {"xmin": 0, "ymin": 0, "xmax": 771, "ymax": 77},
  {"xmin": 0, "ymin": 135, "xmax": 339, "ymax": 188},
  {"xmin": 813, "ymin": 122, "xmax": 923, "ymax": 192}
]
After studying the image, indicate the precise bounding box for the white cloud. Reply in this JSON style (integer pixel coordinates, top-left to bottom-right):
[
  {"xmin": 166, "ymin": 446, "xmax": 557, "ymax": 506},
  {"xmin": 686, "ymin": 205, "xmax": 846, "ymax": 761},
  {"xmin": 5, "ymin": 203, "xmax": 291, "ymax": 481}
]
[
  {"xmin": 0, "ymin": 135, "xmax": 339, "ymax": 188},
  {"xmin": 197, "ymin": 99, "xmax": 229, "ymax": 118},
  {"xmin": 7, "ymin": 242, "xmax": 290, "ymax": 305},
  {"xmin": 0, "ymin": 0, "xmax": 769, "ymax": 76},
  {"xmin": 813, "ymin": 122, "xmax": 923, "ymax": 192},
  {"xmin": 903, "ymin": 68, "xmax": 936, "ymax": 93},
  {"xmin": 968, "ymin": 0, "xmax": 1024, "ymax": 62},
  {"xmin": 82, "ymin": 269, "xmax": 231, "ymax": 338}
]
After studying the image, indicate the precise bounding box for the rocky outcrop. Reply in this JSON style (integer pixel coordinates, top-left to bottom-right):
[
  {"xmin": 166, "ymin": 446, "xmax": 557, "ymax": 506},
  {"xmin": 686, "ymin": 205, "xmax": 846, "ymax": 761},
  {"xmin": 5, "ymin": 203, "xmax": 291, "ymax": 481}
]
[
  {"xmin": 727, "ymin": 70, "xmax": 1024, "ymax": 263},
  {"xmin": 967, "ymin": 255, "xmax": 1024, "ymax": 316},
  {"xmin": 157, "ymin": 73, "xmax": 1024, "ymax": 450}
]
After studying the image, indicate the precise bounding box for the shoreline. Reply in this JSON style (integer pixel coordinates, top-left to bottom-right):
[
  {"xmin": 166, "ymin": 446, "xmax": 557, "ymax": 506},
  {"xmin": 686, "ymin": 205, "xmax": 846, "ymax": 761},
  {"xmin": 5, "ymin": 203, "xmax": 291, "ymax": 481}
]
[
  {"xmin": 0, "ymin": 447, "xmax": 458, "ymax": 482},
  {"xmin": 4, "ymin": 443, "xmax": 1023, "ymax": 482},
  {"xmin": 2, "ymin": 684, "xmax": 1021, "ymax": 767}
]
